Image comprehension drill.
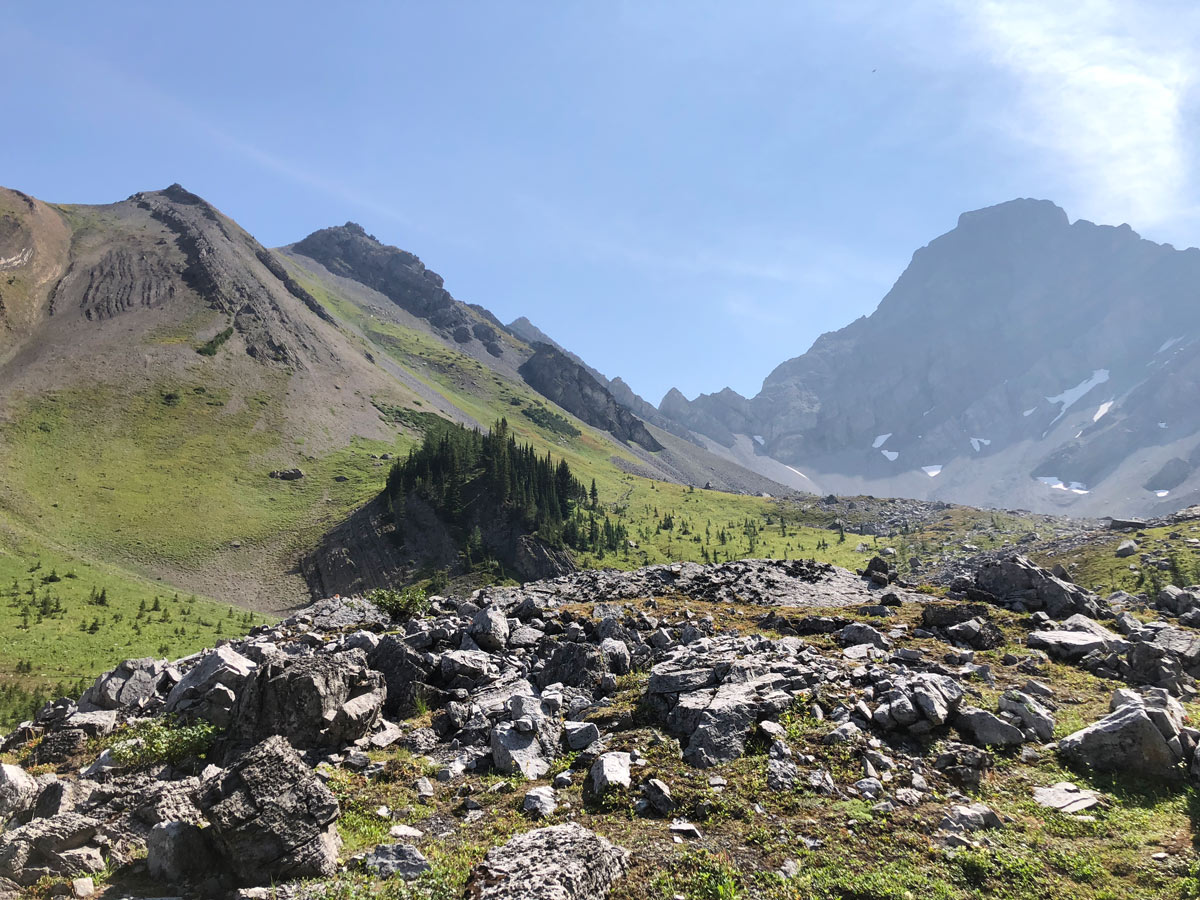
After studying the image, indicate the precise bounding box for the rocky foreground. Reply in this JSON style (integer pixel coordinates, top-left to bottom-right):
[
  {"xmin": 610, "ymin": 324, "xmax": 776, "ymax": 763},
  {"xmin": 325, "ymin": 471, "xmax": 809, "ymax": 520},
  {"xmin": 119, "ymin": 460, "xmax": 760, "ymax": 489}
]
[{"xmin": 4, "ymin": 556, "xmax": 1200, "ymax": 898}]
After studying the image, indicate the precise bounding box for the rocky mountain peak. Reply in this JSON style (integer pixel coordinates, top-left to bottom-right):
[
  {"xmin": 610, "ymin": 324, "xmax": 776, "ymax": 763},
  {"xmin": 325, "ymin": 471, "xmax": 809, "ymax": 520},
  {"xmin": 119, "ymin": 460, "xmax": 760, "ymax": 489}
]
[
  {"xmin": 954, "ymin": 197, "xmax": 1070, "ymax": 234},
  {"xmin": 290, "ymin": 224, "xmax": 516, "ymax": 355},
  {"xmin": 651, "ymin": 198, "xmax": 1200, "ymax": 514}
]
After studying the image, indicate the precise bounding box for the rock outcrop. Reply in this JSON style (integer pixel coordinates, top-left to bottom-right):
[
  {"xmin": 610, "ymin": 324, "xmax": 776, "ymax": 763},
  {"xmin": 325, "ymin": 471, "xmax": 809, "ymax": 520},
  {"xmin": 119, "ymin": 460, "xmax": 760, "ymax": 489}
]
[
  {"xmin": 519, "ymin": 343, "xmax": 663, "ymax": 452},
  {"xmin": 464, "ymin": 823, "xmax": 629, "ymax": 899},
  {"xmin": 197, "ymin": 735, "xmax": 342, "ymax": 884}
]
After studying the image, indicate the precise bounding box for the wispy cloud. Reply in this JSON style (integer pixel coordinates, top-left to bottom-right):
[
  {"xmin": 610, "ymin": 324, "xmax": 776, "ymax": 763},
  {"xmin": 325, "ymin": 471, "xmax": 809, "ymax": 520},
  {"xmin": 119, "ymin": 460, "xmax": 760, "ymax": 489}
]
[
  {"xmin": 950, "ymin": 0, "xmax": 1200, "ymax": 231},
  {"xmin": 11, "ymin": 21, "xmax": 412, "ymax": 227}
]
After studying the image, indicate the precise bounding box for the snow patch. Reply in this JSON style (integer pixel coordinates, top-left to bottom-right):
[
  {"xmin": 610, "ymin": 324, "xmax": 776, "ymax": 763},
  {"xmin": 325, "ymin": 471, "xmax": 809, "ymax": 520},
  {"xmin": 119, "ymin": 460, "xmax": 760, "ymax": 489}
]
[
  {"xmin": 1158, "ymin": 336, "xmax": 1184, "ymax": 354},
  {"xmin": 1036, "ymin": 476, "xmax": 1089, "ymax": 495},
  {"xmin": 1159, "ymin": 422, "xmax": 1169, "ymax": 429},
  {"xmin": 753, "ymin": 435, "xmax": 765, "ymax": 446},
  {"xmin": 1023, "ymin": 407, "xmax": 1037, "ymax": 417},
  {"xmin": 969, "ymin": 437, "xmax": 991, "ymax": 452},
  {"xmin": 881, "ymin": 450, "xmax": 899, "ymax": 461},
  {"xmin": 784, "ymin": 465, "xmax": 816, "ymax": 484},
  {"xmin": 1155, "ymin": 490, "xmax": 1171, "ymax": 498},
  {"xmin": 921, "ymin": 465, "xmax": 943, "ymax": 477},
  {"xmin": 1046, "ymin": 369, "xmax": 1110, "ymax": 424},
  {"xmin": 872, "ymin": 433, "xmax": 892, "ymax": 449},
  {"xmin": 1092, "ymin": 400, "xmax": 1114, "ymax": 422}
]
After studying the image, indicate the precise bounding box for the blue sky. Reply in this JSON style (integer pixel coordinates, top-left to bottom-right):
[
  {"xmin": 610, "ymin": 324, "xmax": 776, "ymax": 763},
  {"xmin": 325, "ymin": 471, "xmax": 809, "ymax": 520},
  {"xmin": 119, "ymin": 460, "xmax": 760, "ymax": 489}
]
[{"xmin": 6, "ymin": 2, "xmax": 1200, "ymax": 403}]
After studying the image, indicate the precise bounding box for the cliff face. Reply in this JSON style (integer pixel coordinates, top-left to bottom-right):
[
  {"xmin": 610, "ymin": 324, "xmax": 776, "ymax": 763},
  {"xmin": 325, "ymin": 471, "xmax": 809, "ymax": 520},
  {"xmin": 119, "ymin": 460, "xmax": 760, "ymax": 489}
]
[
  {"xmin": 518, "ymin": 343, "xmax": 663, "ymax": 452},
  {"xmin": 658, "ymin": 199, "xmax": 1200, "ymax": 515}
]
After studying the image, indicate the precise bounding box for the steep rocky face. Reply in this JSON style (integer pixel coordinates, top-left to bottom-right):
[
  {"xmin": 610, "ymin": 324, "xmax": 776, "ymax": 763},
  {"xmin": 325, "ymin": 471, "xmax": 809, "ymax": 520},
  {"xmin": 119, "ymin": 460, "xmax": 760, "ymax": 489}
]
[
  {"xmin": 519, "ymin": 343, "xmax": 663, "ymax": 452},
  {"xmin": 293, "ymin": 223, "xmax": 508, "ymax": 357},
  {"xmin": 660, "ymin": 199, "xmax": 1200, "ymax": 515},
  {"xmin": 507, "ymin": 316, "xmax": 696, "ymax": 445}
]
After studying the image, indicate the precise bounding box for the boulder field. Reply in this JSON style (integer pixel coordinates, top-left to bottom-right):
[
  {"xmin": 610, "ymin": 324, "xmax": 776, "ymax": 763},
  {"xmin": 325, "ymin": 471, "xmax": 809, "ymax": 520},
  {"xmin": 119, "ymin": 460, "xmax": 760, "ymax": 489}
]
[{"xmin": 4, "ymin": 554, "xmax": 1200, "ymax": 897}]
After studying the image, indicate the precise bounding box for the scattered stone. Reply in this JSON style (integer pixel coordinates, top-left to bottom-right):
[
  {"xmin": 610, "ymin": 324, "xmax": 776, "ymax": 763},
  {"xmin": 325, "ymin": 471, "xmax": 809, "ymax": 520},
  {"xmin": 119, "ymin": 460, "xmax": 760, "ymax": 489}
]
[
  {"xmin": 1032, "ymin": 783, "xmax": 1103, "ymax": 814},
  {"xmin": 669, "ymin": 821, "xmax": 703, "ymax": 839},
  {"xmin": 589, "ymin": 752, "xmax": 632, "ymax": 796},
  {"xmin": 523, "ymin": 786, "xmax": 557, "ymax": 818},
  {"xmin": 642, "ymin": 779, "xmax": 674, "ymax": 816},
  {"xmin": 940, "ymin": 803, "xmax": 1002, "ymax": 832}
]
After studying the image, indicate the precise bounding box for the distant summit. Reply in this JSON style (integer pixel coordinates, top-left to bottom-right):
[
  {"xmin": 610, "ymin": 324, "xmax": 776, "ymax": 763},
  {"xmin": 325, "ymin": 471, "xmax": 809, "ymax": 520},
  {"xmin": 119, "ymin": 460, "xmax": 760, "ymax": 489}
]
[{"xmin": 654, "ymin": 199, "xmax": 1200, "ymax": 515}]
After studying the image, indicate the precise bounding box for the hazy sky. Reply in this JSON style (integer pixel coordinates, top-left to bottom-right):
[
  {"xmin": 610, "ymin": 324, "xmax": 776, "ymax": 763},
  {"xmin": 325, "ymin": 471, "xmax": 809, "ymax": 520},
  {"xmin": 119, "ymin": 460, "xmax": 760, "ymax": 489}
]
[{"xmin": 7, "ymin": 2, "xmax": 1200, "ymax": 403}]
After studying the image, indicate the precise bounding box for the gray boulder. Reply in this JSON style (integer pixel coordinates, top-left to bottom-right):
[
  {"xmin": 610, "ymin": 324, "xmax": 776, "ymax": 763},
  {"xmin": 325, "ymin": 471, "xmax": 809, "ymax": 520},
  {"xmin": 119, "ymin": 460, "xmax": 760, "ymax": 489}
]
[
  {"xmin": 371, "ymin": 636, "xmax": 437, "ymax": 718},
  {"xmin": 146, "ymin": 820, "xmax": 215, "ymax": 883},
  {"xmin": 998, "ymin": 690, "xmax": 1055, "ymax": 742},
  {"xmin": 976, "ymin": 555, "xmax": 1106, "ymax": 618},
  {"xmin": 464, "ymin": 823, "xmax": 629, "ymax": 899},
  {"xmin": 468, "ymin": 607, "xmax": 510, "ymax": 653},
  {"xmin": 589, "ymin": 752, "xmax": 632, "ymax": 796},
  {"xmin": 564, "ymin": 721, "xmax": 600, "ymax": 751},
  {"xmin": 1058, "ymin": 702, "xmax": 1182, "ymax": 777},
  {"xmin": 599, "ymin": 638, "xmax": 631, "ymax": 676},
  {"xmin": 0, "ymin": 813, "xmax": 102, "ymax": 886},
  {"xmin": 1027, "ymin": 630, "xmax": 1115, "ymax": 662},
  {"xmin": 491, "ymin": 721, "xmax": 560, "ymax": 780},
  {"xmin": 522, "ymin": 786, "xmax": 557, "ymax": 818},
  {"xmin": 940, "ymin": 803, "xmax": 1002, "ymax": 832},
  {"xmin": 956, "ymin": 707, "xmax": 1024, "ymax": 747},
  {"xmin": 840, "ymin": 622, "xmax": 891, "ymax": 650},
  {"xmin": 196, "ymin": 735, "xmax": 341, "ymax": 885},
  {"xmin": 163, "ymin": 646, "xmax": 256, "ymax": 724}
]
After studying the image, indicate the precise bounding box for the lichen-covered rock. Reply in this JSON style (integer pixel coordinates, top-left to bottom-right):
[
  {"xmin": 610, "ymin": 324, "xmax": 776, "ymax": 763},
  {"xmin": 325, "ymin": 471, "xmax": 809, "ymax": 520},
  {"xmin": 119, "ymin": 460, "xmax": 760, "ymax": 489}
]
[
  {"xmin": 196, "ymin": 736, "xmax": 341, "ymax": 885},
  {"xmin": 464, "ymin": 823, "xmax": 629, "ymax": 899},
  {"xmin": 0, "ymin": 813, "xmax": 102, "ymax": 886},
  {"xmin": 0, "ymin": 765, "xmax": 37, "ymax": 827},
  {"xmin": 226, "ymin": 650, "xmax": 384, "ymax": 751}
]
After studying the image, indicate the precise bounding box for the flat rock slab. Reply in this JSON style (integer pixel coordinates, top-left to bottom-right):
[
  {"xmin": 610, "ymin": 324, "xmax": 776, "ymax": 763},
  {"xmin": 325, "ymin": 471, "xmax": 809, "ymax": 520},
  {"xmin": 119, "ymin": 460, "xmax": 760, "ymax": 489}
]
[
  {"xmin": 1033, "ymin": 782, "xmax": 1103, "ymax": 814},
  {"xmin": 1027, "ymin": 630, "xmax": 1114, "ymax": 661},
  {"xmin": 464, "ymin": 823, "xmax": 629, "ymax": 899}
]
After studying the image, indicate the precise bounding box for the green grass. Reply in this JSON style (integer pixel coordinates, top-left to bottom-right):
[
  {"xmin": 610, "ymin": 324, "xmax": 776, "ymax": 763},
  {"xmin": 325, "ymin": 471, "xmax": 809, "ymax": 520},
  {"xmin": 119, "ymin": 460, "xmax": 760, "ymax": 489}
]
[
  {"xmin": 0, "ymin": 534, "xmax": 271, "ymax": 727},
  {"xmin": 0, "ymin": 379, "xmax": 418, "ymax": 569},
  {"xmin": 1034, "ymin": 520, "xmax": 1200, "ymax": 597},
  {"xmin": 290, "ymin": 262, "xmax": 876, "ymax": 575}
]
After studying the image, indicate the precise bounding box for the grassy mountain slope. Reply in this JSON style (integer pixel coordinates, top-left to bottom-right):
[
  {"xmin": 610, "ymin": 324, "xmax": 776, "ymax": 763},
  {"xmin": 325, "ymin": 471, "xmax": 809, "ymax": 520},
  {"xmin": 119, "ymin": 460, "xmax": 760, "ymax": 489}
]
[{"xmin": 0, "ymin": 184, "xmax": 862, "ymax": 714}]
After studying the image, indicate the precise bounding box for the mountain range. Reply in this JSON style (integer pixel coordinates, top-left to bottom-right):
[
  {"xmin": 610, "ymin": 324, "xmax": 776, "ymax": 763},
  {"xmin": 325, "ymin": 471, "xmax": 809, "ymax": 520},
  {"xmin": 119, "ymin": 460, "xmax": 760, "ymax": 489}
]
[{"xmin": 2, "ymin": 183, "xmax": 1197, "ymax": 616}]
